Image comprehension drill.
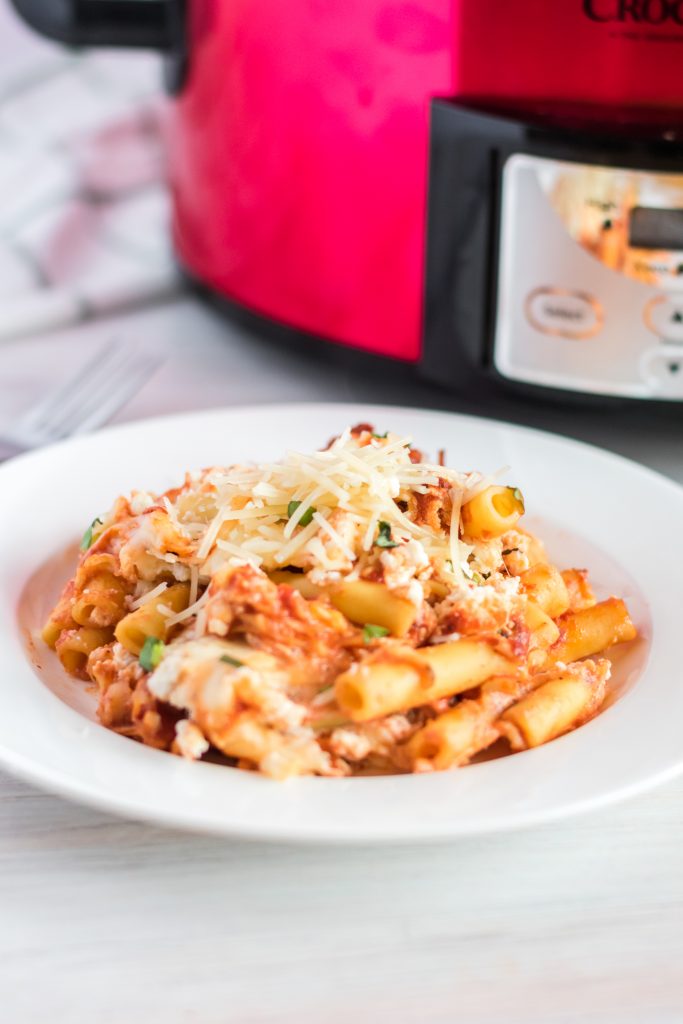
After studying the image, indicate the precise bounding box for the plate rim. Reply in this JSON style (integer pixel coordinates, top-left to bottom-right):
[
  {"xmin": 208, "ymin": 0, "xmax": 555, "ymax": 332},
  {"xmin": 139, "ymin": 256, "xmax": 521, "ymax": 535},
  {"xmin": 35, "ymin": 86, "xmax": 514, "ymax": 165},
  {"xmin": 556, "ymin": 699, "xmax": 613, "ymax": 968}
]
[{"xmin": 2, "ymin": 398, "xmax": 683, "ymax": 499}]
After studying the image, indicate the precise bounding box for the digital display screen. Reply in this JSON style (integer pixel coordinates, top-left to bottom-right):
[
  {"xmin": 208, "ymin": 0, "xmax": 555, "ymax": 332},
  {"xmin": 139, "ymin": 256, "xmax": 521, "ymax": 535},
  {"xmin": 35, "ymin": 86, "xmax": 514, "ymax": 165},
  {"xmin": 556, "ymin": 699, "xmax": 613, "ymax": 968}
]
[{"xmin": 629, "ymin": 206, "xmax": 683, "ymax": 251}]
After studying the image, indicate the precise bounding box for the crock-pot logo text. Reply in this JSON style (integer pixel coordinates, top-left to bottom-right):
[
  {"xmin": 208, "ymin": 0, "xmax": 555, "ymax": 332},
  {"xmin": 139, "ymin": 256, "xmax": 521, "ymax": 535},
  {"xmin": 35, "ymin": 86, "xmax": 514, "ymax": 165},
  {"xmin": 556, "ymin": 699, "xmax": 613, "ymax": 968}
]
[{"xmin": 584, "ymin": 0, "xmax": 683, "ymax": 22}]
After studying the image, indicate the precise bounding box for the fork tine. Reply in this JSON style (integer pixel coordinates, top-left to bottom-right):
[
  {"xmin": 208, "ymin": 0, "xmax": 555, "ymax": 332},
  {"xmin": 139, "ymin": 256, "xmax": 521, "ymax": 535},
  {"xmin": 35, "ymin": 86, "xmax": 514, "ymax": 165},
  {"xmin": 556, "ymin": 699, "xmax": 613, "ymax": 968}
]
[
  {"xmin": 42, "ymin": 348, "xmax": 140, "ymax": 436},
  {"xmin": 54, "ymin": 353, "xmax": 158, "ymax": 439},
  {"xmin": 0, "ymin": 340, "xmax": 160, "ymax": 453},
  {"xmin": 67, "ymin": 358, "xmax": 159, "ymax": 437},
  {"xmin": 18, "ymin": 342, "xmax": 124, "ymax": 435},
  {"xmin": 47, "ymin": 350, "xmax": 158, "ymax": 440}
]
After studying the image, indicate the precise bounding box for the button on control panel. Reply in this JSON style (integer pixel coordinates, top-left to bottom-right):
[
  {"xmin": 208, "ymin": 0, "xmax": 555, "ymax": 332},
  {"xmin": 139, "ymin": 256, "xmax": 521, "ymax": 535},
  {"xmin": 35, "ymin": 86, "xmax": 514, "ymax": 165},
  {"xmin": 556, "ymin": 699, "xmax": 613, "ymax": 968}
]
[
  {"xmin": 644, "ymin": 295, "xmax": 683, "ymax": 343},
  {"xmin": 525, "ymin": 287, "xmax": 603, "ymax": 340},
  {"xmin": 640, "ymin": 346, "xmax": 683, "ymax": 397}
]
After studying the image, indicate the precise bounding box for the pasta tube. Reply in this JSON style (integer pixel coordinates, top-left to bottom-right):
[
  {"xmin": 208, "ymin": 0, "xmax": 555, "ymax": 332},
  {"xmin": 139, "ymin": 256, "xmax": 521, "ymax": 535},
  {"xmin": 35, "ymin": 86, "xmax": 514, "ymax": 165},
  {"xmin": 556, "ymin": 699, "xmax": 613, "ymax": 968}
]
[
  {"xmin": 334, "ymin": 639, "xmax": 513, "ymax": 722},
  {"xmin": 208, "ymin": 711, "xmax": 284, "ymax": 763},
  {"xmin": 270, "ymin": 575, "xmax": 417, "ymax": 637},
  {"xmin": 206, "ymin": 711, "xmax": 326, "ymax": 779},
  {"xmin": 519, "ymin": 563, "xmax": 570, "ymax": 619},
  {"xmin": 72, "ymin": 570, "xmax": 128, "ymax": 628},
  {"xmin": 55, "ymin": 627, "xmax": 112, "ymax": 678},
  {"xmin": 498, "ymin": 662, "xmax": 609, "ymax": 749},
  {"xmin": 327, "ymin": 580, "xmax": 417, "ymax": 637},
  {"xmin": 545, "ymin": 598, "xmax": 637, "ymax": 666},
  {"xmin": 407, "ymin": 700, "xmax": 498, "ymax": 770},
  {"xmin": 115, "ymin": 582, "xmax": 190, "ymax": 655},
  {"xmin": 42, "ymin": 615, "xmax": 68, "ymax": 648},
  {"xmin": 461, "ymin": 485, "xmax": 525, "ymax": 540},
  {"xmin": 561, "ymin": 569, "xmax": 597, "ymax": 611},
  {"xmin": 525, "ymin": 601, "xmax": 560, "ymax": 650},
  {"xmin": 406, "ymin": 675, "xmax": 535, "ymax": 770},
  {"xmin": 42, "ymin": 581, "xmax": 77, "ymax": 648}
]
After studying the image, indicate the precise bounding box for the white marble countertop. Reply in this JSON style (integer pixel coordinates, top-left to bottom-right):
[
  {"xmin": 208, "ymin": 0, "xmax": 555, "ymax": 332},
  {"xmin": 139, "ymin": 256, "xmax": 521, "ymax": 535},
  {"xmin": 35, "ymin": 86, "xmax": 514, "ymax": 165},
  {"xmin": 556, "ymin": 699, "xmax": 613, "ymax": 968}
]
[{"xmin": 2, "ymin": 7, "xmax": 683, "ymax": 1022}]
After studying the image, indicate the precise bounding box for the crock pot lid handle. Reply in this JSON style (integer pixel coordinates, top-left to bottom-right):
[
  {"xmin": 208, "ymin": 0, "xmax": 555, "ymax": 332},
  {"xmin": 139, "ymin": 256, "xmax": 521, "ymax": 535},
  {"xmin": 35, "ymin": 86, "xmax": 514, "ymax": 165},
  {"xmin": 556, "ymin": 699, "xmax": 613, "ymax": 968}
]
[{"xmin": 9, "ymin": 0, "xmax": 174, "ymax": 49}]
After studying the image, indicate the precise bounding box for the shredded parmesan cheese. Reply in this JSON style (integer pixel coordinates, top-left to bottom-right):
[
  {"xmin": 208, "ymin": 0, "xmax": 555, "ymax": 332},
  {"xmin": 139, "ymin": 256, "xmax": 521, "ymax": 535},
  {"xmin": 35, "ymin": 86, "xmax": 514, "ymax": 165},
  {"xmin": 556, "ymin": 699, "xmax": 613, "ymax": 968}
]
[
  {"xmin": 449, "ymin": 488, "xmax": 465, "ymax": 583},
  {"xmin": 128, "ymin": 581, "xmax": 168, "ymax": 611},
  {"xmin": 162, "ymin": 587, "xmax": 211, "ymax": 628},
  {"xmin": 274, "ymin": 518, "xmax": 320, "ymax": 565},
  {"xmin": 312, "ymin": 512, "xmax": 357, "ymax": 563},
  {"xmin": 130, "ymin": 429, "xmax": 481, "ymax": 585},
  {"xmin": 189, "ymin": 564, "xmax": 199, "ymax": 607}
]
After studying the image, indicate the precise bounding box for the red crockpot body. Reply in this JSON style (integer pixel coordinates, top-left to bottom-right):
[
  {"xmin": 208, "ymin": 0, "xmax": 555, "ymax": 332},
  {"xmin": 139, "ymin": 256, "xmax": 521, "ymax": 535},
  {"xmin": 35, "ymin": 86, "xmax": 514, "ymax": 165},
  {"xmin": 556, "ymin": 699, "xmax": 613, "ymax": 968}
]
[
  {"xmin": 169, "ymin": 0, "xmax": 453, "ymax": 361},
  {"xmin": 168, "ymin": 1, "xmax": 683, "ymax": 362}
]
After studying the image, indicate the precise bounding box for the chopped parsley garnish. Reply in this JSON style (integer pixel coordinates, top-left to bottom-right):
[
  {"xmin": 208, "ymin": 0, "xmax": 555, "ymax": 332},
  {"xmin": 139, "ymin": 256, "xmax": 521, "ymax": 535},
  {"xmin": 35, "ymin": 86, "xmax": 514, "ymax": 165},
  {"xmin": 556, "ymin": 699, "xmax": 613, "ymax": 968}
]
[
  {"xmin": 510, "ymin": 487, "xmax": 525, "ymax": 512},
  {"xmin": 502, "ymin": 548, "xmax": 519, "ymax": 556},
  {"xmin": 363, "ymin": 623, "xmax": 390, "ymax": 644},
  {"xmin": 139, "ymin": 636, "xmax": 164, "ymax": 672},
  {"xmin": 481, "ymin": 571, "xmax": 491, "ymax": 580},
  {"xmin": 79, "ymin": 517, "xmax": 102, "ymax": 551},
  {"xmin": 372, "ymin": 431, "xmax": 388, "ymax": 439},
  {"xmin": 375, "ymin": 521, "xmax": 399, "ymax": 549},
  {"xmin": 287, "ymin": 500, "xmax": 316, "ymax": 526},
  {"xmin": 220, "ymin": 654, "xmax": 244, "ymax": 668}
]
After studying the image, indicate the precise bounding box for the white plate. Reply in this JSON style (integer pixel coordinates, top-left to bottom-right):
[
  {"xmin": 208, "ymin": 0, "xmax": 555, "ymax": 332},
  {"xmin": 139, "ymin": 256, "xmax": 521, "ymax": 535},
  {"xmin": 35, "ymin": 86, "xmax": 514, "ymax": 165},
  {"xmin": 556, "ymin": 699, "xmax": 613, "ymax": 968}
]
[{"xmin": 0, "ymin": 403, "xmax": 680, "ymax": 843}]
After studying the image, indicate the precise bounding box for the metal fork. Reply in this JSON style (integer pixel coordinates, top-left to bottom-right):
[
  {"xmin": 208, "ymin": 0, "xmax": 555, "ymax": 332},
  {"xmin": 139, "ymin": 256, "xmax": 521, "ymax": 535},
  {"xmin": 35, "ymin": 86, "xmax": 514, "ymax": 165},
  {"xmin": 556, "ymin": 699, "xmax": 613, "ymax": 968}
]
[{"xmin": 0, "ymin": 340, "xmax": 160, "ymax": 460}]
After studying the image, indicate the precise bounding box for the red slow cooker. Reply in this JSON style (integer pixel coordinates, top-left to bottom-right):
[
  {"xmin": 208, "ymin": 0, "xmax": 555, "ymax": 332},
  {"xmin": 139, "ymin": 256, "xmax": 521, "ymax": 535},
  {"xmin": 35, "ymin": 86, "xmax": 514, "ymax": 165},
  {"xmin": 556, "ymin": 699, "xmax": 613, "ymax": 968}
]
[{"xmin": 11, "ymin": 1, "xmax": 683, "ymax": 400}]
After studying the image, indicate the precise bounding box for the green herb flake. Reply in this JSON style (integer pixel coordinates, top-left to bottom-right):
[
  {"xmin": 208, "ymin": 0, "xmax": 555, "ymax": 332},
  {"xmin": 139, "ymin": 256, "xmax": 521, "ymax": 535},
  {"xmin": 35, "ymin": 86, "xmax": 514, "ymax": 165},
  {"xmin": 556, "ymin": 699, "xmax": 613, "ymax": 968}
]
[
  {"xmin": 372, "ymin": 431, "xmax": 388, "ymax": 439},
  {"xmin": 79, "ymin": 517, "xmax": 103, "ymax": 551},
  {"xmin": 375, "ymin": 521, "xmax": 399, "ymax": 549},
  {"xmin": 287, "ymin": 500, "xmax": 316, "ymax": 527},
  {"xmin": 502, "ymin": 547, "xmax": 519, "ymax": 556},
  {"xmin": 220, "ymin": 654, "xmax": 244, "ymax": 668},
  {"xmin": 510, "ymin": 487, "xmax": 525, "ymax": 513},
  {"xmin": 139, "ymin": 636, "xmax": 165, "ymax": 673},
  {"xmin": 363, "ymin": 623, "xmax": 390, "ymax": 644}
]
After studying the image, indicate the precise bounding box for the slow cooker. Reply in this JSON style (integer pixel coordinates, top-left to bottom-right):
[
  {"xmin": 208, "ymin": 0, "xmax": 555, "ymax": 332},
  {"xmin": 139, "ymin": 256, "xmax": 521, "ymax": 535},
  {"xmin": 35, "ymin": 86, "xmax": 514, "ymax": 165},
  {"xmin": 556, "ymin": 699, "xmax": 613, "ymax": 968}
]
[{"xmin": 10, "ymin": 0, "xmax": 683, "ymax": 400}]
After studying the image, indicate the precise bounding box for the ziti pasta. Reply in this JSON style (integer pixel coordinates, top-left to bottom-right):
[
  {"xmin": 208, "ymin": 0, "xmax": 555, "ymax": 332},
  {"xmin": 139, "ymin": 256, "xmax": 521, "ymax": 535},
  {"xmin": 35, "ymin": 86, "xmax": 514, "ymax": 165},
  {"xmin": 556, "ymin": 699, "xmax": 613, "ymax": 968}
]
[{"xmin": 43, "ymin": 424, "xmax": 637, "ymax": 778}]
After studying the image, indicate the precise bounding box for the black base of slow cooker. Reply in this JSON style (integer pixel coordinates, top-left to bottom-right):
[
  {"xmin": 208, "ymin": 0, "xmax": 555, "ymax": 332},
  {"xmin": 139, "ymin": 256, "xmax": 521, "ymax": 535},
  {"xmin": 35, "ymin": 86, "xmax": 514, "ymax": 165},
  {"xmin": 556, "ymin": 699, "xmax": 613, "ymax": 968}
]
[{"xmin": 183, "ymin": 269, "xmax": 669, "ymax": 413}]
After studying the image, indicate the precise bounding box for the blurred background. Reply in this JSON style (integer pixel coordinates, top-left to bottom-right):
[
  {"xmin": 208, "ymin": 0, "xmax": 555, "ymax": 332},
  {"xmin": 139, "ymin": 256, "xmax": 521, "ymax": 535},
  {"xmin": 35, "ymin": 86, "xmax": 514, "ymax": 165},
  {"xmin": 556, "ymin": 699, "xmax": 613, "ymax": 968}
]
[{"xmin": 0, "ymin": 0, "xmax": 682, "ymax": 476}]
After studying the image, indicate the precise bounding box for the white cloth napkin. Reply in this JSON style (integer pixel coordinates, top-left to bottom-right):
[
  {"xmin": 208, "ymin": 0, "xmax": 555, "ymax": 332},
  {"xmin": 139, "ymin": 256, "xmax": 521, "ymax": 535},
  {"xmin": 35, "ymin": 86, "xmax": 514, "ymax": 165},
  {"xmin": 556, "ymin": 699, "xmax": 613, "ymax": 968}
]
[{"xmin": 0, "ymin": 48, "xmax": 180, "ymax": 343}]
